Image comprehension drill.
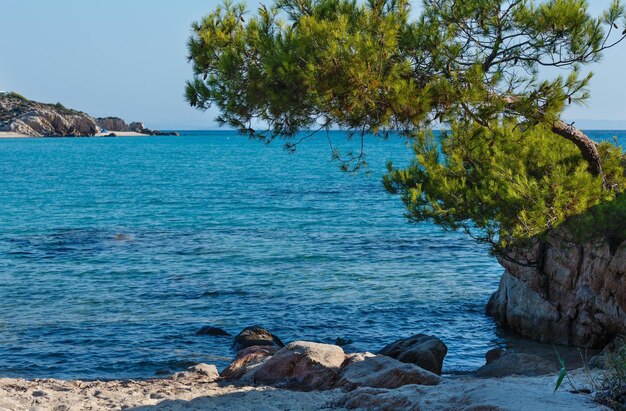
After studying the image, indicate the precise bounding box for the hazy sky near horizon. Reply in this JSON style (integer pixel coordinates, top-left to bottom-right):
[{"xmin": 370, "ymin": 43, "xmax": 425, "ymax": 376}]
[{"xmin": 1, "ymin": 0, "xmax": 625, "ymax": 129}]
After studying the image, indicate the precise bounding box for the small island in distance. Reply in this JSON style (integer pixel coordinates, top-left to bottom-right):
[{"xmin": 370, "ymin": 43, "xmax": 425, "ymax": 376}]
[{"xmin": 0, "ymin": 91, "xmax": 179, "ymax": 138}]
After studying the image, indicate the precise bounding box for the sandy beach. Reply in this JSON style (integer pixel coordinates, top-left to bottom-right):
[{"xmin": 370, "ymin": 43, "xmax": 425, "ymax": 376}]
[
  {"xmin": 0, "ymin": 367, "xmax": 609, "ymax": 410},
  {"xmin": 0, "ymin": 132, "xmax": 154, "ymax": 138},
  {"xmin": 0, "ymin": 132, "xmax": 29, "ymax": 138},
  {"xmin": 95, "ymin": 131, "xmax": 153, "ymax": 137}
]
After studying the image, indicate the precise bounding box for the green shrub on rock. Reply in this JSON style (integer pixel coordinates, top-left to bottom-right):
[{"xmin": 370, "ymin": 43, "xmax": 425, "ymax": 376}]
[{"xmin": 384, "ymin": 121, "xmax": 625, "ymax": 254}]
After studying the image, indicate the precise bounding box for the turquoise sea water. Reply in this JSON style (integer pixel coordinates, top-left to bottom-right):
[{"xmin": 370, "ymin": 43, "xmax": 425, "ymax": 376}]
[{"xmin": 0, "ymin": 130, "xmax": 624, "ymax": 380}]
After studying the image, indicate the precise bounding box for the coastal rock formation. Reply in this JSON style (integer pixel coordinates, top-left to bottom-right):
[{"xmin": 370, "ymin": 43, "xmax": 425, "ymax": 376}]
[
  {"xmin": 0, "ymin": 92, "xmax": 168, "ymax": 137},
  {"xmin": 475, "ymin": 353, "xmax": 558, "ymax": 377},
  {"xmin": 0, "ymin": 93, "xmax": 98, "ymax": 136},
  {"xmin": 232, "ymin": 326, "xmax": 285, "ymax": 351},
  {"xmin": 487, "ymin": 235, "xmax": 626, "ymax": 348},
  {"xmin": 338, "ymin": 354, "xmax": 440, "ymax": 390},
  {"xmin": 95, "ymin": 117, "xmax": 147, "ymax": 133},
  {"xmin": 96, "ymin": 117, "xmax": 130, "ymax": 132},
  {"xmin": 378, "ymin": 334, "xmax": 448, "ymax": 375},
  {"xmin": 253, "ymin": 341, "xmax": 345, "ymax": 390}
]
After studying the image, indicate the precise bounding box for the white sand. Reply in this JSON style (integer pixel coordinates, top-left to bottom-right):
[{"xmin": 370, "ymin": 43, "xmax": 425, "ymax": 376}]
[
  {"xmin": 0, "ymin": 368, "xmax": 609, "ymax": 410},
  {"xmin": 0, "ymin": 131, "xmax": 154, "ymax": 138},
  {"xmin": 0, "ymin": 132, "xmax": 29, "ymax": 138},
  {"xmin": 96, "ymin": 131, "xmax": 152, "ymax": 137}
]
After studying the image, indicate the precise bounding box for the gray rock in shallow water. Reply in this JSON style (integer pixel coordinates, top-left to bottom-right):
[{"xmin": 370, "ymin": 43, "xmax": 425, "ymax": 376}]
[
  {"xmin": 378, "ymin": 334, "xmax": 448, "ymax": 375},
  {"xmin": 475, "ymin": 353, "xmax": 558, "ymax": 377},
  {"xmin": 339, "ymin": 354, "xmax": 440, "ymax": 390},
  {"xmin": 232, "ymin": 326, "xmax": 284, "ymax": 351},
  {"xmin": 253, "ymin": 341, "xmax": 345, "ymax": 390}
]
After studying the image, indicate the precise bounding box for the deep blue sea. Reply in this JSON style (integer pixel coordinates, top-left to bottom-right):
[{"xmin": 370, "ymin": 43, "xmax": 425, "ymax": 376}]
[{"xmin": 0, "ymin": 130, "xmax": 624, "ymax": 380}]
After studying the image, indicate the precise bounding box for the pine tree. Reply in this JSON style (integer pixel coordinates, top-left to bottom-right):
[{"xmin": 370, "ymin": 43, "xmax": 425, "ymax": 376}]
[{"xmin": 186, "ymin": 0, "xmax": 626, "ymax": 254}]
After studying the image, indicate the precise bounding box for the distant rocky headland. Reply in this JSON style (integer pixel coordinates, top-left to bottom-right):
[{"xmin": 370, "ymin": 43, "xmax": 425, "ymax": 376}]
[{"xmin": 0, "ymin": 92, "xmax": 178, "ymax": 137}]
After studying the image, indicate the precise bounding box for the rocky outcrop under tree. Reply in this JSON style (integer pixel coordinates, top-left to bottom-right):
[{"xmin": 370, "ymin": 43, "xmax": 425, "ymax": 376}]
[{"xmin": 487, "ymin": 234, "xmax": 626, "ymax": 348}]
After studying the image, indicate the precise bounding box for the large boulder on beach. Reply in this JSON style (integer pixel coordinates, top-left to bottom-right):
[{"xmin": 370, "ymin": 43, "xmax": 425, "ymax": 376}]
[
  {"xmin": 475, "ymin": 353, "xmax": 558, "ymax": 377},
  {"xmin": 253, "ymin": 341, "xmax": 345, "ymax": 390},
  {"xmin": 232, "ymin": 326, "xmax": 285, "ymax": 351},
  {"xmin": 378, "ymin": 334, "xmax": 448, "ymax": 375},
  {"xmin": 339, "ymin": 354, "xmax": 440, "ymax": 390},
  {"xmin": 221, "ymin": 345, "xmax": 278, "ymax": 381}
]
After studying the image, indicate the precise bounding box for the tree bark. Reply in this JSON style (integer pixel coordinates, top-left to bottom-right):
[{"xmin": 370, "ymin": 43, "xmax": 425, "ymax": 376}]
[{"xmin": 551, "ymin": 120, "xmax": 607, "ymax": 188}]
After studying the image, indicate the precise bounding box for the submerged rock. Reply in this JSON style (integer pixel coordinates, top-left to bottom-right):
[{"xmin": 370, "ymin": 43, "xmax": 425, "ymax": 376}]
[
  {"xmin": 378, "ymin": 334, "xmax": 448, "ymax": 375},
  {"xmin": 487, "ymin": 236, "xmax": 626, "ymax": 348},
  {"xmin": 475, "ymin": 353, "xmax": 558, "ymax": 377},
  {"xmin": 253, "ymin": 341, "xmax": 345, "ymax": 390},
  {"xmin": 232, "ymin": 326, "xmax": 285, "ymax": 352},
  {"xmin": 195, "ymin": 326, "xmax": 231, "ymax": 337},
  {"xmin": 339, "ymin": 354, "xmax": 440, "ymax": 390}
]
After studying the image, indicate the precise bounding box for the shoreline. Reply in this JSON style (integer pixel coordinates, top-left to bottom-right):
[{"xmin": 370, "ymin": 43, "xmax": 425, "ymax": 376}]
[
  {"xmin": 0, "ymin": 131, "xmax": 155, "ymax": 138},
  {"xmin": 0, "ymin": 367, "xmax": 608, "ymax": 410},
  {"xmin": 0, "ymin": 132, "xmax": 30, "ymax": 138}
]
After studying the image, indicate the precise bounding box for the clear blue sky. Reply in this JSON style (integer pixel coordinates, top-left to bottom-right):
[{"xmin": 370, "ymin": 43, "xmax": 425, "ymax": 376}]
[{"xmin": 1, "ymin": 0, "xmax": 624, "ymax": 129}]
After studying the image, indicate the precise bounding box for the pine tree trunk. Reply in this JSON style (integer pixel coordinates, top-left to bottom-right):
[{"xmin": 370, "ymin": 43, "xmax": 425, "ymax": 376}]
[{"xmin": 551, "ymin": 120, "xmax": 607, "ymax": 188}]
